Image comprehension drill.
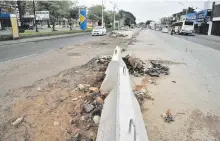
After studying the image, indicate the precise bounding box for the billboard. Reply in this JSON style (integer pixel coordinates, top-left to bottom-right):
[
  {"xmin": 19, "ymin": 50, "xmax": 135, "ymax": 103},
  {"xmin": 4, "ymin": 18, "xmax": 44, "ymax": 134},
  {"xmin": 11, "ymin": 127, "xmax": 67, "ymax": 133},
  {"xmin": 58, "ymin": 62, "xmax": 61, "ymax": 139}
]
[
  {"xmin": 186, "ymin": 12, "xmax": 197, "ymax": 24},
  {"xmin": 80, "ymin": 9, "xmax": 87, "ymax": 30},
  {"xmin": 35, "ymin": 11, "xmax": 49, "ymax": 20}
]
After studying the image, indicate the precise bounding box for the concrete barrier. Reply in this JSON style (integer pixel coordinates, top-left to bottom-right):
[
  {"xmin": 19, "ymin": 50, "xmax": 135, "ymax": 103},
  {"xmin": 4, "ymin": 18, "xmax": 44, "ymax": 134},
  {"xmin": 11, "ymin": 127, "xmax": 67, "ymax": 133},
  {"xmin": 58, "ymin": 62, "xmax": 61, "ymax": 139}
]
[
  {"xmin": 97, "ymin": 47, "xmax": 149, "ymax": 141},
  {"xmin": 100, "ymin": 46, "xmax": 122, "ymax": 93}
]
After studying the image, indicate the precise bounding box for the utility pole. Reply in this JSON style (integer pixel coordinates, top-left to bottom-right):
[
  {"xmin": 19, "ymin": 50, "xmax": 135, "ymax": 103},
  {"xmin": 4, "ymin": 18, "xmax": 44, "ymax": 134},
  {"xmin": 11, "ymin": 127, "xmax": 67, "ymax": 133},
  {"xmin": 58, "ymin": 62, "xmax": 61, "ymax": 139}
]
[
  {"xmin": 33, "ymin": 0, "xmax": 38, "ymax": 32},
  {"xmin": 113, "ymin": 4, "xmax": 116, "ymax": 30},
  {"xmin": 102, "ymin": 0, "xmax": 104, "ymax": 26}
]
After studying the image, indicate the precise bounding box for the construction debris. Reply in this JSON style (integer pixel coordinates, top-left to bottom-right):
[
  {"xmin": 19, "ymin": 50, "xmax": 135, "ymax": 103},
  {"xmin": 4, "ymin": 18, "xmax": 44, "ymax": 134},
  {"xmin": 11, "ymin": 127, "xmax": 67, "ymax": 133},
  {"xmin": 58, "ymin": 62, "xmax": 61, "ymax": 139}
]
[
  {"xmin": 123, "ymin": 55, "xmax": 170, "ymax": 77},
  {"xmin": 11, "ymin": 117, "xmax": 24, "ymax": 126},
  {"xmin": 147, "ymin": 60, "xmax": 170, "ymax": 77},
  {"xmin": 53, "ymin": 121, "xmax": 60, "ymax": 126},
  {"xmin": 109, "ymin": 31, "xmax": 128, "ymax": 37},
  {"xmin": 93, "ymin": 115, "xmax": 101, "ymax": 125},
  {"xmin": 134, "ymin": 88, "xmax": 154, "ymax": 105},
  {"xmin": 83, "ymin": 104, "xmax": 95, "ymax": 113},
  {"xmin": 89, "ymin": 87, "xmax": 99, "ymax": 93},
  {"xmin": 161, "ymin": 109, "xmax": 175, "ymax": 123}
]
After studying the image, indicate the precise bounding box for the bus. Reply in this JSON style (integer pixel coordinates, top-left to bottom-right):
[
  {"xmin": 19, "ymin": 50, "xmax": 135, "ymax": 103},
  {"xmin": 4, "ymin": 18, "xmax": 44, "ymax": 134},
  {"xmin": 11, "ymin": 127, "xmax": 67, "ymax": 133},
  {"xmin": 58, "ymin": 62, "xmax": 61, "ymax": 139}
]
[{"xmin": 172, "ymin": 20, "xmax": 194, "ymax": 35}]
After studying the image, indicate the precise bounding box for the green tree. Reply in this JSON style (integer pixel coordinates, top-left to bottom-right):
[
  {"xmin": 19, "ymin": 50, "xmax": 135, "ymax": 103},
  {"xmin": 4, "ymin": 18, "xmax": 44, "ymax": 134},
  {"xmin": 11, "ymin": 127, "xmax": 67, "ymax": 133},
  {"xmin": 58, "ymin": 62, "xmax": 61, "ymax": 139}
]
[
  {"xmin": 118, "ymin": 10, "xmax": 136, "ymax": 27},
  {"xmin": 87, "ymin": 5, "xmax": 102, "ymax": 22},
  {"xmin": 68, "ymin": 8, "xmax": 78, "ymax": 30},
  {"xmin": 37, "ymin": 1, "xmax": 71, "ymax": 31}
]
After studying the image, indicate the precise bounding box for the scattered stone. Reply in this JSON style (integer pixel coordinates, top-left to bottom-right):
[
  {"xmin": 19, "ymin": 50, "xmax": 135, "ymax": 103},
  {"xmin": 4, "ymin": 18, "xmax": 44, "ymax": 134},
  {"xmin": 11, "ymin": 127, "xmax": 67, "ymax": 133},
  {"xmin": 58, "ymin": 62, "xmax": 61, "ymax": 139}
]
[
  {"xmin": 75, "ymin": 133, "xmax": 82, "ymax": 141},
  {"xmin": 78, "ymin": 96, "xmax": 82, "ymax": 99},
  {"xmin": 92, "ymin": 106, "xmax": 102, "ymax": 116},
  {"xmin": 89, "ymin": 87, "xmax": 99, "ymax": 93},
  {"xmin": 69, "ymin": 119, "xmax": 76, "ymax": 124},
  {"xmin": 71, "ymin": 88, "xmax": 78, "ymax": 93},
  {"xmin": 67, "ymin": 129, "xmax": 72, "ymax": 134},
  {"xmin": 141, "ymin": 88, "xmax": 147, "ymax": 93},
  {"xmin": 93, "ymin": 115, "xmax": 100, "ymax": 125},
  {"xmin": 96, "ymin": 96, "xmax": 103, "ymax": 105},
  {"xmin": 72, "ymin": 98, "xmax": 78, "ymax": 101},
  {"xmin": 148, "ymin": 80, "xmax": 154, "ymax": 84},
  {"xmin": 53, "ymin": 121, "xmax": 60, "ymax": 126},
  {"xmin": 11, "ymin": 117, "xmax": 24, "ymax": 126},
  {"xmin": 78, "ymin": 84, "xmax": 85, "ymax": 90},
  {"xmin": 61, "ymin": 79, "xmax": 68, "ymax": 83},
  {"xmin": 89, "ymin": 132, "xmax": 96, "ymax": 141},
  {"xmin": 37, "ymin": 87, "xmax": 41, "ymax": 91},
  {"xmin": 66, "ymin": 137, "xmax": 74, "ymax": 141},
  {"xmin": 100, "ymin": 92, "xmax": 108, "ymax": 96},
  {"xmin": 172, "ymin": 81, "xmax": 176, "ymax": 83},
  {"xmin": 83, "ymin": 104, "xmax": 95, "ymax": 113},
  {"xmin": 166, "ymin": 109, "xmax": 173, "ymax": 117},
  {"xmin": 161, "ymin": 113, "xmax": 167, "ymax": 119},
  {"xmin": 134, "ymin": 73, "xmax": 139, "ymax": 77},
  {"xmin": 161, "ymin": 109, "xmax": 175, "ymax": 123},
  {"xmin": 96, "ymin": 72, "xmax": 105, "ymax": 82},
  {"xmin": 81, "ymin": 115, "xmax": 90, "ymax": 121}
]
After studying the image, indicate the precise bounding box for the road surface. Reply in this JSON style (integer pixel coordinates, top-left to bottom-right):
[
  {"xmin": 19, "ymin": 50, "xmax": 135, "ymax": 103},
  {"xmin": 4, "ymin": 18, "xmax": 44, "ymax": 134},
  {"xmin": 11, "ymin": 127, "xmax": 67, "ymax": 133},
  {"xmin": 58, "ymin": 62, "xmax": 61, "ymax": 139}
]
[
  {"xmin": 158, "ymin": 31, "xmax": 220, "ymax": 50},
  {"xmin": 0, "ymin": 33, "xmax": 95, "ymax": 62},
  {"xmin": 123, "ymin": 29, "xmax": 220, "ymax": 141}
]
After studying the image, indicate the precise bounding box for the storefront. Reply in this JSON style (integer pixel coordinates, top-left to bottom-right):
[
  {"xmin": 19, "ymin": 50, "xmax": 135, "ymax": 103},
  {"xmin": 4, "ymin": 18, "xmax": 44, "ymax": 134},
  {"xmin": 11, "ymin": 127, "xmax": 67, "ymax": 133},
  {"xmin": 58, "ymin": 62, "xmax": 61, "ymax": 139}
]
[{"xmin": 211, "ymin": 3, "xmax": 220, "ymax": 36}]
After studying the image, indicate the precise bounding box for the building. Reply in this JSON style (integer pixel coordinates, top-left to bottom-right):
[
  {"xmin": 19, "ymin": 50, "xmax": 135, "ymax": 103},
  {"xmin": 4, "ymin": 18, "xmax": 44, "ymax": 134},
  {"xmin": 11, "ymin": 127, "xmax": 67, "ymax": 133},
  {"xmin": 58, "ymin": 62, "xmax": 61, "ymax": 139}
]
[{"xmin": 210, "ymin": 1, "xmax": 220, "ymax": 36}]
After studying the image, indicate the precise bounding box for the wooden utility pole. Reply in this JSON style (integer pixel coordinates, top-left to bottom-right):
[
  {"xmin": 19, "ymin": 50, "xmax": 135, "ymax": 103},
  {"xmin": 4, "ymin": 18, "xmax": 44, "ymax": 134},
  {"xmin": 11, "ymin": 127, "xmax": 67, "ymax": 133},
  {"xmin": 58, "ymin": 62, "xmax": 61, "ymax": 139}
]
[{"xmin": 33, "ymin": 0, "xmax": 38, "ymax": 32}]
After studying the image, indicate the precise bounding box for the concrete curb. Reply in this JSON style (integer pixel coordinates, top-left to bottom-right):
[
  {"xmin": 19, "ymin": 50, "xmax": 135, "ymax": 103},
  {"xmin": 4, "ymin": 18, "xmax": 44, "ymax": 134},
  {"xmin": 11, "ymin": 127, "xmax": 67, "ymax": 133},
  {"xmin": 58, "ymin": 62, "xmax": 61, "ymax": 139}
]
[{"xmin": 0, "ymin": 32, "xmax": 91, "ymax": 46}]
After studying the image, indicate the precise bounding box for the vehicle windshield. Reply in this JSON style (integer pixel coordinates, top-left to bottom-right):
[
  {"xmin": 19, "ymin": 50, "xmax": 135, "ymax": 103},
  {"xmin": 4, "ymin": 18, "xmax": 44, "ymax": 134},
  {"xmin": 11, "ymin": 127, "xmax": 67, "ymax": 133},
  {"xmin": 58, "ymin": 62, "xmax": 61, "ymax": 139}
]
[
  {"xmin": 94, "ymin": 26, "xmax": 103, "ymax": 29},
  {"xmin": 185, "ymin": 21, "xmax": 194, "ymax": 25}
]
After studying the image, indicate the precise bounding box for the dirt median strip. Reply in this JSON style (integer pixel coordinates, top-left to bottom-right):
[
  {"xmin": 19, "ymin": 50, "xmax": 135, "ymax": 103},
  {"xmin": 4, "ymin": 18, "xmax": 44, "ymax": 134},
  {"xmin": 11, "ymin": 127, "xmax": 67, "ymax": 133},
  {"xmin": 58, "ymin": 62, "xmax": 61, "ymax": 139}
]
[{"xmin": 0, "ymin": 29, "xmax": 141, "ymax": 141}]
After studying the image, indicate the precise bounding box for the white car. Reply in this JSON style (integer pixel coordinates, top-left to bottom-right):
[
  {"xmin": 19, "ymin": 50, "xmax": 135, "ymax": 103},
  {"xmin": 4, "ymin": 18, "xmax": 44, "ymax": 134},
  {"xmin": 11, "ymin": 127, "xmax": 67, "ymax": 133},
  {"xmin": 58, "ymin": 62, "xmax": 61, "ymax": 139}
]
[
  {"xmin": 92, "ymin": 26, "xmax": 107, "ymax": 36},
  {"xmin": 162, "ymin": 27, "xmax": 169, "ymax": 33}
]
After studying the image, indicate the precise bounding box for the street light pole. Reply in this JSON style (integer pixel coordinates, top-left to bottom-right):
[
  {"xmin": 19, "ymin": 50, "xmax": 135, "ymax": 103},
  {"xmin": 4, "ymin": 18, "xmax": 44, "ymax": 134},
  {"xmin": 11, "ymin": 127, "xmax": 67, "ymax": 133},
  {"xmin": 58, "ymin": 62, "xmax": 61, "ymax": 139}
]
[{"xmin": 178, "ymin": 2, "xmax": 187, "ymax": 15}]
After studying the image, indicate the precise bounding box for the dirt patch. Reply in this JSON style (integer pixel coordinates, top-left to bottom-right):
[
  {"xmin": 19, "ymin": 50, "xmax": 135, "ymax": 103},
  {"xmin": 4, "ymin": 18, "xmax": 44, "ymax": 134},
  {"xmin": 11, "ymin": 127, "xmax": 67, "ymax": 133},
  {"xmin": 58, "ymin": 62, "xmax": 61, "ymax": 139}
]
[
  {"xmin": 188, "ymin": 109, "xmax": 220, "ymax": 140},
  {"xmin": 0, "ymin": 56, "xmax": 110, "ymax": 141}
]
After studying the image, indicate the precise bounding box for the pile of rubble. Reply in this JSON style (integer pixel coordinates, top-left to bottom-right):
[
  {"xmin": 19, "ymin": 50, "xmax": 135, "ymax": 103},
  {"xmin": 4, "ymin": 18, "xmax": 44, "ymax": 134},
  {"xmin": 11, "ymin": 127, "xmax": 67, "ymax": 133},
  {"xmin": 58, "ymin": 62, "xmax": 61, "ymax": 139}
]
[
  {"xmin": 123, "ymin": 55, "xmax": 170, "ymax": 77},
  {"xmin": 109, "ymin": 31, "xmax": 128, "ymax": 38},
  {"xmin": 68, "ymin": 84, "xmax": 108, "ymax": 140},
  {"xmin": 93, "ymin": 55, "xmax": 170, "ymax": 78},
  {"xmin": 134, "ymin": 88, "xmax": 154, "ymax": 105},
  {"xmin": 65, "ymin": 55, "xmax": 166, "ymax": 140}
]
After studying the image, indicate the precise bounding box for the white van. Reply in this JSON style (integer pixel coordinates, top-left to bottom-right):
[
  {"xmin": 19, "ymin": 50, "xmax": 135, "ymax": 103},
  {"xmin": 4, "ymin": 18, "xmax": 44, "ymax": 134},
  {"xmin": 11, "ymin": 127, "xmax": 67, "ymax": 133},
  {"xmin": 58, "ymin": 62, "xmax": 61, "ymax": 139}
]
[{"xmin": 172, "ymin": 21, "xmax": 194, "ymax": 35}]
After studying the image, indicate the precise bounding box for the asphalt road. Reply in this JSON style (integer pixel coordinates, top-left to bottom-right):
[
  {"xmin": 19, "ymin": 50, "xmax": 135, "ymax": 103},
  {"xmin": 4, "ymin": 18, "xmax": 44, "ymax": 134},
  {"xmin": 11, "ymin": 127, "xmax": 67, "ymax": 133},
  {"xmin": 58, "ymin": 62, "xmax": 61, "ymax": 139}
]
[
  {"xmin": 0, "ymin": 33, "xmax": 96, "ymax": 62},
  {"xmin": 128, "ymin": 29, "xmax": 220, "ymax": 140},
  {"xmin": 156, "ymin": 31, "xmax": 220, "ymax": 50}
]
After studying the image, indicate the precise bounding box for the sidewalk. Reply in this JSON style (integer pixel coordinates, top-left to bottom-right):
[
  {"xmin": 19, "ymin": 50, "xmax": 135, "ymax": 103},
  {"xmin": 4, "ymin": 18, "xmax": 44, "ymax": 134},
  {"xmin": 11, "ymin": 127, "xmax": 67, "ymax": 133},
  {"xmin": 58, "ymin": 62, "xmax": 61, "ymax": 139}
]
[{"xmin": 0, "ymin": 32, "xmax": 90, "ymax": 46}]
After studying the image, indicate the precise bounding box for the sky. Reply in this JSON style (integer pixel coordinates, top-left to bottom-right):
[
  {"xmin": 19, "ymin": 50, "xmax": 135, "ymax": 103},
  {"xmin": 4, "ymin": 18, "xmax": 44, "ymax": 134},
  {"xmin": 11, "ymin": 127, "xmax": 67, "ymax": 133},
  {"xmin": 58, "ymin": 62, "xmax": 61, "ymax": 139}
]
[{"xmin": 78, "ymin": 0, "xmax": 209, "ymax": 23}]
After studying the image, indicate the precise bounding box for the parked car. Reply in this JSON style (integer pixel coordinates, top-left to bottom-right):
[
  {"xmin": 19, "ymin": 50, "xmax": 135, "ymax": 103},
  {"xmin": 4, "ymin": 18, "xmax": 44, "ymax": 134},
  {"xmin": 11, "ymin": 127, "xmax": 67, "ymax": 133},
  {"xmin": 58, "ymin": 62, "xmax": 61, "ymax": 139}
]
[
  {"xmin": 162, "ymin": 27, "xmax": 169, "ymax": 33},
  {"xmin": 92, "ymin": 26, "xmax": 107, "ymax": 36},
  {"xmin": 156, "ymin": 28, "xmax": 160, "ymax": 31}
]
